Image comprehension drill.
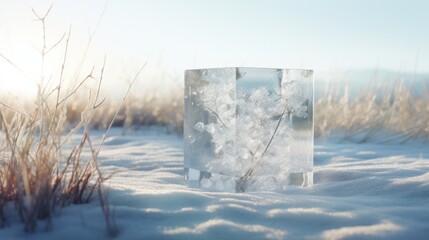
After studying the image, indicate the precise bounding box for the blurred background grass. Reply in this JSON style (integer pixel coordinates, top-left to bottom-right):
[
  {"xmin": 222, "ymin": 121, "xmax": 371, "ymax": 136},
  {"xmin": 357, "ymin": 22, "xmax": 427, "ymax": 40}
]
[
  {"xmin": 1, "ymin": 1, "xmax": 428, "ymax": 142},
  {"xmin": 1, "ymin": 69, "xmax": 428, "ymax": 143}
]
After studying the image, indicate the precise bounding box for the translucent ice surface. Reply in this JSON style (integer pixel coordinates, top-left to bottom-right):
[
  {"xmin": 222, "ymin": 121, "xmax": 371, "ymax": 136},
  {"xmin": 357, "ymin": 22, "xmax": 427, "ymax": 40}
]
[{"xmin": 184, "ymin": 68, "xmax": 313, "ymax": 192}]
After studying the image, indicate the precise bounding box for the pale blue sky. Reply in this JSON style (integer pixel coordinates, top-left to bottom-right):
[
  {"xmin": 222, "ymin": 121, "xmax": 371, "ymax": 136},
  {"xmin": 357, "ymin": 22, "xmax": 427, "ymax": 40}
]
[
  {"xmin": 0, "ymin": 0, "xmax": 428, "ymax": 95},
  {"xmin": 98, "ymin": 0, "xmax": 429, "ymax": 71}
]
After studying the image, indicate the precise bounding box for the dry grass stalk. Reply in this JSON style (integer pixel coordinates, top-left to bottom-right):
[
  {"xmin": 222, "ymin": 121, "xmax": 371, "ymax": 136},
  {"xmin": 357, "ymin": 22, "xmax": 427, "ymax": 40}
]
[
  {"xmin": 315, "ymin": 76, "xmax": 429, "ymax": 143},
  {"xmin": 65, "ymin": 85, "xmax": 184, "ymax": 135},
  {"xmin": 0, "ymin": 5, "xmax": 127, "ymax": 236}
]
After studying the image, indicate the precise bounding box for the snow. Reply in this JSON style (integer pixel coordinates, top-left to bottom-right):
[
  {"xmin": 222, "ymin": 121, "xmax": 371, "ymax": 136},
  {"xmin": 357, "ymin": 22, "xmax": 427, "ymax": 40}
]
[{"xmin": 1, "ymin": 128, "xmax": 428, "ymax": 239}]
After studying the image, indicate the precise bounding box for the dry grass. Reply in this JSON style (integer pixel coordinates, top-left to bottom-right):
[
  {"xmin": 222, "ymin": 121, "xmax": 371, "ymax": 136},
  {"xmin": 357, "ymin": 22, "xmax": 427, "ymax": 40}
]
[
  {"xmin": 0, "ymin": 50, "xmax": 108, "ymax": 234},
  {"xmin": 0, "ymin": 5, "xmax": 133, "ymax": 236},
  {"xmin": 315, "ymin": 77, "xmax": 429, "ymax": 143},
  {"xmin": 64, "ymin": 74, "xmax": 428, "ymax": 144},
  {"xmin": 65, "ymin": 86, "xmax": 184, "ymax": 135}
]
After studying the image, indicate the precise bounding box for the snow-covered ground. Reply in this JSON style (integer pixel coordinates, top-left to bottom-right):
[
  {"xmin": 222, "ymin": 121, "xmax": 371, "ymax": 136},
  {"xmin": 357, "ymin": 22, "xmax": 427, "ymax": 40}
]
[{"xmin": 1, "ymin": 129, "xmax": 428, "ymax": 239}]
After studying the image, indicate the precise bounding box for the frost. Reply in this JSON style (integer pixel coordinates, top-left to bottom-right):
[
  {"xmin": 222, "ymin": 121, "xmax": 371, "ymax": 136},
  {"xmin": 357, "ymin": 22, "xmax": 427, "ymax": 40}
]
[
  {"xmin": 184, "ymin": 68, "xmax": 313, "ymax": 192},
  {"xmin": 193, "ymin": 122, "xmax": 205, "ymax": 132},
  {"xmin": 204, "ymin": 123, "xmax": 216, "ymax": 134}
]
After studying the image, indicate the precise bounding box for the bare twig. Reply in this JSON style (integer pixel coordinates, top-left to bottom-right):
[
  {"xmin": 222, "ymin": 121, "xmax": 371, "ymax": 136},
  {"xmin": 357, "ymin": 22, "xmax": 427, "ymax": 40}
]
[
  {"xmin": 95, "ymin": 62, "xmax": 146, "ymax": 156},
  {"xmin": 58, "ymin": 70, "xmax": 94, "ymax": 106},
  {"xmin": 236, "ymin": 104, "xmax": 289, "ymax": 192},
  {"xmin": 0, "ymin": 52, "xmax": 31, "ymax": 81},
  {"xmin": 206, "ymin": 107, "xmax": 227, "ymax": 128},
  {"xmin": 73, "ymin": 1, "xmax": 107, "ymax": 83},
  {"xmin": 0, "ymin": 102, "xmax": 31, "ymax": 120}
]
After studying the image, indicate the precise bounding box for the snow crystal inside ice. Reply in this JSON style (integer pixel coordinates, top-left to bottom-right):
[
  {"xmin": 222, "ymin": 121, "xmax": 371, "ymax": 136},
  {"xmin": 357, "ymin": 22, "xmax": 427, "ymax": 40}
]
[
  {"xmin": 193, "ymin": 122, "xmax": 205, "ymax": 132},
  {"xmin": 184, "ymin": 68, "xmax": 314, "ymax": 192}
]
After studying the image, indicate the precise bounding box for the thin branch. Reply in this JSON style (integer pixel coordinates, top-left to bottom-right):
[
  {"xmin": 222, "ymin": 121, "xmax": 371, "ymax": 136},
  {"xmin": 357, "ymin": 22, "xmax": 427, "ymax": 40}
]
[
  {"xmin": 45, "ymin": 32, "xmax": 66, "ymax": 55},
  {"xmin": 74, "ymin": 1, "xmax": 107, "ymax": 82},
  {"xmin": 236, "ymin": 103, "xmax": 290, "ymax": 192},
  {"xmin": 32, "ymin": 4, "xmax": 53, "ymax": 20},
  {"xmin": 51, "ymin": 27, "xmax": 71, "ymax": 126},
  {"xmin": 0, "ymin": 102, "xmax": 31, "ymax": 120},
  {"xmin": 206, "ymin": 107, "xmax": 227, "ymax": 127},
  {"xmin": 95, "ymin": 62, "xmax": 146, "ymax": 157},
  {"xmin": 260, "ymin": 105, "xmax": 289, "ymax": 159},
  {"xmin": 0, "ymin": 52, "xmax": 31, "ymax": 81},
  {"xmin": 93, "ymin": 55, "xmax": 106, "ymax": 109},
  {"xmin": 94, "ymin": 98, "xmax": 106, "ymax": 109},
  {"xmin": 57, "ymin": 69, "xmax": 94, "ymax": 106}
]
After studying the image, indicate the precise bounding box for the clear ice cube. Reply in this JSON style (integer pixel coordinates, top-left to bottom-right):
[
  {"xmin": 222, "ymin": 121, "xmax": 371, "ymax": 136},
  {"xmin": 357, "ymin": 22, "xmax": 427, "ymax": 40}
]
[{"xmin": 184, "ymin": 68, "xmax": 313, "ymax": 192}]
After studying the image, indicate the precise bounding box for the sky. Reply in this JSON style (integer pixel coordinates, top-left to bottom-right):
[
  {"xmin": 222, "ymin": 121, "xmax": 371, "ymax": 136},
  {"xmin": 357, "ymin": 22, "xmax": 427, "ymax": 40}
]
[{"xmin": 0, "ymin": 0, "xmax": 428, "ymax": 97}]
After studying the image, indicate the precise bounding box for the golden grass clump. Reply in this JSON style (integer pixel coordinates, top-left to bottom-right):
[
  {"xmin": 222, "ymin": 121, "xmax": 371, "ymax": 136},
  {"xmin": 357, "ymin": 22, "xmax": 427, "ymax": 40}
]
[
  {"xmin": 0, "ymin": 6, "xmax": 126, "ymax": 235},
  {"xmin": 65, "ymin": 86, "xmax": 184, "ymax": 135},
  {"xmin": 314, "ymin": 77, "xmax": 429, "ymax": 143},
  {"xmin": 0, "ymin": 55, "xmax": 108, "ymax": 234},
  {"xmin": 0, "ymin": 84, "xmax": 98, "ymax": 232},
  {"xmin": 69, "ymin": 73, "xmax": 427, "ymax": 143}
]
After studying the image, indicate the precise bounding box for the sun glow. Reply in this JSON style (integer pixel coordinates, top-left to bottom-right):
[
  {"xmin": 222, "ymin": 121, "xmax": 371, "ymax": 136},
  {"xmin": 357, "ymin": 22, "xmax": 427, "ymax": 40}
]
[{"xmin": 0, "ymin": 46, "xmax": 55, "ymax": 100}]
